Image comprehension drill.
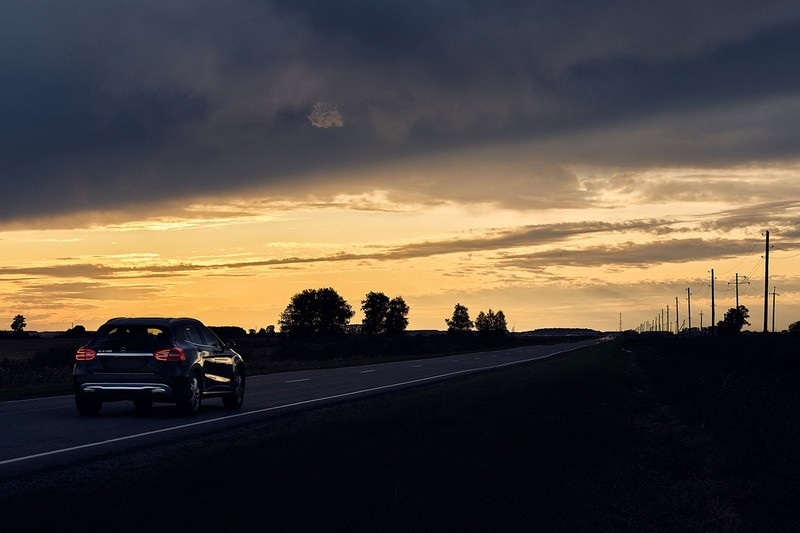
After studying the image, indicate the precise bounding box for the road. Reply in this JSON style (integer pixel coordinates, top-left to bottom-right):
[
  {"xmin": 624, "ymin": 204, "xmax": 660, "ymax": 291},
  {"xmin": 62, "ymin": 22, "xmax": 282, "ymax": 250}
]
[{"xmin": 0, "ymin": 339, "xmax": 604, "ymax": 480}]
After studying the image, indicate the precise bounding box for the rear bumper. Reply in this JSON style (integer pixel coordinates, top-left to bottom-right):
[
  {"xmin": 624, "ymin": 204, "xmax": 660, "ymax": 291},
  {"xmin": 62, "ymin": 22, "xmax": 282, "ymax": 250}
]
[
  {"xmin": 79, "ymin": 382, "xmax": 175, "ymax": 397},
  {"xmin": 74, "ymin": 377, "xmax": 185, "ymax": 403}
]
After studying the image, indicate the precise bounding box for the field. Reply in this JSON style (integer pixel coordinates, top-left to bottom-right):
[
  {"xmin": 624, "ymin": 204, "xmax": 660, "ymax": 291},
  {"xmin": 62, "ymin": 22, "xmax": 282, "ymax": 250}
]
[{"xmin": 0, "ymin": 337, "xmax": 86, "ymax": 361}]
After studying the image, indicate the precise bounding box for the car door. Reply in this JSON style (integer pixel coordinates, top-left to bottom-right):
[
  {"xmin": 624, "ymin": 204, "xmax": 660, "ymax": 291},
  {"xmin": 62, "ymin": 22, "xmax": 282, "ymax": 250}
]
[{"xmin": 197, "ymin": 324, "xmax": 234, "ymax": 392}]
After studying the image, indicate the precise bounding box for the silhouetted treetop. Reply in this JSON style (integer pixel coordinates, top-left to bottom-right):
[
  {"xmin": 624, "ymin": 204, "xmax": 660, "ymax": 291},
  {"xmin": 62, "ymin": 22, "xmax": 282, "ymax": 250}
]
[
  {"xmin": 279, "ymin": 287, "xmax": 354, "ymax": 340},
  {"xmin": 476, "ymin": 309, "xmax": 508, "ymax": 337},
  {"xmin": 446, "ymin": 303, "xmax": 473, "ymax": 333}
]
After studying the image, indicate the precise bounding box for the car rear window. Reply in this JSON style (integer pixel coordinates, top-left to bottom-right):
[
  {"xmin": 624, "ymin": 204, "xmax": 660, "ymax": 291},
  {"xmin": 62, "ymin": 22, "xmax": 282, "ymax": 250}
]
[{"xmin": 90, "ymin": 325, "xmax": 172, "ymax": 352}]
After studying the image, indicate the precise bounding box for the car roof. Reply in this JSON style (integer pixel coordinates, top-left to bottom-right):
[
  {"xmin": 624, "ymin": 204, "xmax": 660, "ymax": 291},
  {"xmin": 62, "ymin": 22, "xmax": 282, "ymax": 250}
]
[{"xmin": 102, "ymin": 317, "xmax": 202, "ymax": 327}]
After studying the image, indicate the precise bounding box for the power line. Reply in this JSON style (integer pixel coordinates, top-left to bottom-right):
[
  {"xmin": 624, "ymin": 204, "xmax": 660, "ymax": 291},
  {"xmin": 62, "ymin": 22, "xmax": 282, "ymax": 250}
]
[
  {"xmin": 772, "ymin": 251, "xmax": 800, "ymax": 260},
  {"xmin": 719, "ymin": 236, "xmax": 764, "ymax": 275}
]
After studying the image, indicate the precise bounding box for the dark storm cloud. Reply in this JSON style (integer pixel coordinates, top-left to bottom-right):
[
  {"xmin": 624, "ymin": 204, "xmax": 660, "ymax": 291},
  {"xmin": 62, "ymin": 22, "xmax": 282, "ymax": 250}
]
[{"xmin": 3, "ymin": 1, "xmax": 800, "ymax": 223}]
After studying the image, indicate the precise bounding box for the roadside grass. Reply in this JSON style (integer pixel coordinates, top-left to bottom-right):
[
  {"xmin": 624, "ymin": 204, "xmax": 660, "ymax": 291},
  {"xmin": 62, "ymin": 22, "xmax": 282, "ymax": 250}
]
[
  {"xmin": 2, "ymin": 339, "xmax": 750, "ymax": 531},
  {"xmin": 630, "ymin": 334, "xmax": 800, "ymax": 530}
]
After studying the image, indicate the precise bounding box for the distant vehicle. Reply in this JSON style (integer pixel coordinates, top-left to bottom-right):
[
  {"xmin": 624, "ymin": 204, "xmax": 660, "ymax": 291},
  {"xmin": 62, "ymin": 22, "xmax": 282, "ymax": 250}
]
[{"xmin": 73, "ymin": 317, "xmax": 245, "ymax": 416}]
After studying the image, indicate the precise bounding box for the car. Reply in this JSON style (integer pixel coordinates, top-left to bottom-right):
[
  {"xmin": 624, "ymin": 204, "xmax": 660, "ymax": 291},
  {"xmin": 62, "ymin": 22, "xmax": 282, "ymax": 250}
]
[{"xmin": 73, "ymin": 317, "xmax": 245, "ymax": 416}]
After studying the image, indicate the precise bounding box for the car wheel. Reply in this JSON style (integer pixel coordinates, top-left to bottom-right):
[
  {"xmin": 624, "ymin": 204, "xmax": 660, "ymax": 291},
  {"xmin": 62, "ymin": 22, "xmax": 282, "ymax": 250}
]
[
  {"xmin": 177, "ymin": 372, "xmax": 202, "ymax": 416},
  {"xmin": 133, "ymin": 398, "xmax": 153, "ymax": 411},
  {"xmin": 222, "ymin": 370, "xmax": 245, "ymax": 409},
  {"xmin": 76, "ymin": 395, "xmax": 102, "ymax": 416}
]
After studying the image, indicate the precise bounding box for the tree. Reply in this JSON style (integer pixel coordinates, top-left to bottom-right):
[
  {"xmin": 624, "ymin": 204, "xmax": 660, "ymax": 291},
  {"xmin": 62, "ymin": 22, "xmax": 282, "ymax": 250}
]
[
  {"xmin": 385, "ymin": 296, "xmax": 410, "ymax": 335},
  {"xmin": 788, "ymin": 321, "xmax": 800, "ymax": 335},
  {"xmin": 279, "ymin": 287, "xmax": 354, "ymax": 340},
  {"xmin": 361, "ymin": 292, "xmax": 410, "ymax": 335},
  {"xmin": 10, "ymin": 314, "xmax": 26, "ymax": 333},
  {"xmin": 717, "ymin": 305, "xmax": 750, "ymax": 336},
  {"xmin": 361, "ymin": 292, "xmax": 390, "ymax": 334},
  {"xmin": 475, "ymin": 309, "xmax": 508, "ymax": 337},
  {"xmin": 446, "ymin": 303, "xmax": 473, "ymax": 333},
  {"xmin": 62, "ymin": 324, "xmax": 87, "ymax": 338}
]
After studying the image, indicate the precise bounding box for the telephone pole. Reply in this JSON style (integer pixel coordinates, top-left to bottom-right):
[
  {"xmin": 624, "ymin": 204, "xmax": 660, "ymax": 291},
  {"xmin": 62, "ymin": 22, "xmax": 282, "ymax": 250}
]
[
  {"xmin": 687, "ymin": 287, "xmax": 692, "ymax": 334},
  {"xmin": 710, "ymin": 269, "xmax": 715, "ymax": 335},
  {"xmin": 730, "ymin": 273, "xmax": 749, "ymax": 309},
  {"xmin": 771, "ymin": 287, "xmax": 780, "ymax": 333},
  {"xmin": 666, "ymin": 305, "xmax": 670, "ymax": 333},
  {"xmin": 675, "ymin": 297, "xmax": 679, "ymax": 334},
  {"xmin": 763, "ymin": 230, "xmax": 770, "ymax": 333}
]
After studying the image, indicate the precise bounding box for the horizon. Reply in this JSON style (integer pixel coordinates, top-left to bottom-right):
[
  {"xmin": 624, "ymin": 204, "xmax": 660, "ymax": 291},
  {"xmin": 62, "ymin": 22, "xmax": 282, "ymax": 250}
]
[{"xmin": 1, "ymin": 2, "xmax": 799, "ymax": 333}]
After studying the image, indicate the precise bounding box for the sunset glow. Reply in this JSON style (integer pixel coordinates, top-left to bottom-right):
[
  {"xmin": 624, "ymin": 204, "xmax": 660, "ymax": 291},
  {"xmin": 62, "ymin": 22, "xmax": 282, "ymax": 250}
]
[{"xmin": 2, "ymin": 2, "xmax": 799, "ymax": 332}]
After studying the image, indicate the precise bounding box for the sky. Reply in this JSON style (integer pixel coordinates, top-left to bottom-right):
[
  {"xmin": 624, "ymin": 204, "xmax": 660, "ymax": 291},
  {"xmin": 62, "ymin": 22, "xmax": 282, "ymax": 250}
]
[{"xmin": 2, "ymin": 0, "xmax": 800, "ymax": 333}]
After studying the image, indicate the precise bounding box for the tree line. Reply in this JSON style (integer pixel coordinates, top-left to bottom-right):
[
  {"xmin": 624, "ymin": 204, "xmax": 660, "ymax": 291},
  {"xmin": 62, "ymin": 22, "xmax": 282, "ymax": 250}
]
[
  {"xmin": 2, "ymin": 293, "xmax": 507, "ymax": 341},
  {"xmin": 8, "ymin": 293, "xmax": 800, "ymax": 340},
  {"xmin": 637, "ymin": 303, "xmax": 800, "ymax": 337},
  {"xmin": 274, "ymin": 288, "xmax": 508, "ymax": 340}
]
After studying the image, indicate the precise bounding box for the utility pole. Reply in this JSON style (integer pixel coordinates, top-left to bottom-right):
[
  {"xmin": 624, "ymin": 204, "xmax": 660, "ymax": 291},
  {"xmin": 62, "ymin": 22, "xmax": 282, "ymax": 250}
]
[
  {"xmin": 710, "ymin": 269, "xmax": 715, "ymax": 336},
  {"xmin": 700, "ymin": 310, "xmax": 704, "ymax": 330},
  {"xmin": 687, "ymin": 287, "xmax": 692, "ymax": 335},
  {"xmin": 772, "ymin": 287, "xmax": 780, "ymax": 333},
  {"xmin": 730, "ymin": 273, "xmax": 749, "ymax": 309},
  {"xmin": 667, "ymin": 305, "xmax": 670, "ymax": 333},
  {"xmin": 619, "ymin": 313, "xmax": 622, "ymax": 332},
  {"xmin": 763, "ymin": 230, "xmax": 770, "ymax": 333},
  {"xmin": 675, "ymin": 297, "xmax": 679, "ymax": 335}
]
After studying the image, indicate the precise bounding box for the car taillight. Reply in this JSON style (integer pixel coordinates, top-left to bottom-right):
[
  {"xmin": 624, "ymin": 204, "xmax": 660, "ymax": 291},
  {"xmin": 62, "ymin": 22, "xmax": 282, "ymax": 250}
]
[
  {"xmin": 154, "ymin": 347, "xmax": 186, "ymax": 362},
  {"xmin": 75, "ymin": 347, "xmax": 97, "ymax": 361}
]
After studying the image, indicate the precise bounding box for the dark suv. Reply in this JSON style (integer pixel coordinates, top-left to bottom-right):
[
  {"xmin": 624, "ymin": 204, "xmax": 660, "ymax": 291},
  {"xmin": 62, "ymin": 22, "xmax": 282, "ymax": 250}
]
[{"xmin": 73, "ymin": 317, "xmax": 245, "ymax": 416}]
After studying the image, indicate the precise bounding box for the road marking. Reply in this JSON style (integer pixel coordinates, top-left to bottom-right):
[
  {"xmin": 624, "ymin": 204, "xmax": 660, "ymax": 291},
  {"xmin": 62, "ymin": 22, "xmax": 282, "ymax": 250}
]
[
  {"xmin": 0, "ymin": 341, "xmax": 603, "ymax": 468},
  {"xmin": 285, "ymin": 378, "xmax": 311, "ymax": 383},
  {"xmin": 410, "ymin": 365, "xmax": 422, "ymax": 368},
  {"xmin": 360, "ymin": 369, "xmax": 376, "ymax": 374}
]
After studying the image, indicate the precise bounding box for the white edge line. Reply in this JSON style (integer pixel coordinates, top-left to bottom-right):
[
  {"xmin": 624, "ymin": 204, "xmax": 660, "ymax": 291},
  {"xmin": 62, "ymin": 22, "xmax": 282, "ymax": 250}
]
[{"xmin": 0, "ymin": 343, "xmax": 593, "ymax": 468}]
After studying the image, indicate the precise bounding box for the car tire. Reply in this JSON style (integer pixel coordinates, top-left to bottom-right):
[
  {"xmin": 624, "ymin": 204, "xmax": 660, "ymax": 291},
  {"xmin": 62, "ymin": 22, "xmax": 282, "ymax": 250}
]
[
  {"xmin": 133, "ymin": 398, "xmax": 153, "ymax": 411},
  {"xmin": 222, "ymin": 370, "xmax": 245, "ymax": 409},
  {"xmin": 76, "ymin": 395, "xmax": 102, "ymax": 416},
  {"xmin": 177, "ymin": 372, "xmax": 202, "ymax": 416}
]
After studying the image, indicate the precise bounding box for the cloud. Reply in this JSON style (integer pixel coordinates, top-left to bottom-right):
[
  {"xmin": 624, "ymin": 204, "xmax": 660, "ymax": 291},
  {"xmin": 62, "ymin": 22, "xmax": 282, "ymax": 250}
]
[
  {"xmin": 307, "ymin": 102, "xmax": 344, "ymax": 128},
  {"xmin": 18, "ymin": 281, "xmax": 163, "ymax": 303},
  {"xmin": 2, "ymin": 1, "xmax": 800, "ymax": 225},
  {"xmin": 500, "ymin": 238, "xmax": 752, "ymax": 270},
  {"xmin": 0, "ymin": 217, "xmax": 701, "ymax": 282}
]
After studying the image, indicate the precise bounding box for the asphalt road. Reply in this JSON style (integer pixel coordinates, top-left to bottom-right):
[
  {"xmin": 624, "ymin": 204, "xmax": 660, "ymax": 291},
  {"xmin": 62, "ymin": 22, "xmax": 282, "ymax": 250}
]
[{"xmin": 0, "ymin": 339, "xmax": 605, "ymax": 480}]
